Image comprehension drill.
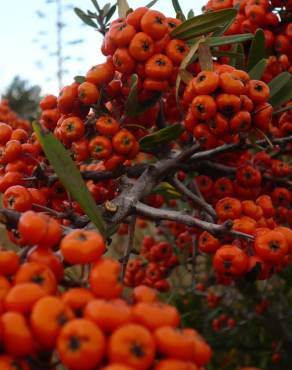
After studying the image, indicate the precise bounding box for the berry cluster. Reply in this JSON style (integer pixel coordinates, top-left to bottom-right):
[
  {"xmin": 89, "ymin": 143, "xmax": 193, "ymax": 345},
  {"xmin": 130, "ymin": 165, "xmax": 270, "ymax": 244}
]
[
  {"xmin": 183, "ymin": 66, "xmax": 272, "ymax": 148},
  {"xmin": 205, "ymin": 0, "xmax": 292, "ymax": 78},
  {"xmin": 40, "ymin": 92, "xmax": 140, "ymax": 172},
  {"xmin": 0, "ymin": 225, "xmax": 212, "ymax": 370},
  {"xmin": 104, "ymin": 7, "xmax": 188, "ymax": 92},
  {"xmin": 124, "ymin": 236, "xmax": 178, "ymax": 291}
]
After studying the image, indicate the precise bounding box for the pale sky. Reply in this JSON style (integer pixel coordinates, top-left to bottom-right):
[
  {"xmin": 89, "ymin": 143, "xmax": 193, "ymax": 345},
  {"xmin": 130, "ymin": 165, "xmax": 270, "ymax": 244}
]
[{"xmin": 0, "ymin": 0, "xmax": 205, "ymax": 96}]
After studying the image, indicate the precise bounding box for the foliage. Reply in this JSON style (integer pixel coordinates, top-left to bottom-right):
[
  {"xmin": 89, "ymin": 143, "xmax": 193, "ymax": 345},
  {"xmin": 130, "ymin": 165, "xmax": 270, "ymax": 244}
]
[
  {"xmin": 0, "ymin": 0, "xmax": 292, "ymax": 369},
  {"xmin": 3, "ymin": 76, "xmax": 41, "ymax": 120}
]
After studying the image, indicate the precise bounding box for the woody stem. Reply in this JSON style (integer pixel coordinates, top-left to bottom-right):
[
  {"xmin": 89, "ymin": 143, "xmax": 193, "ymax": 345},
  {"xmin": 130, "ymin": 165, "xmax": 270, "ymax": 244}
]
[{"xmin": 121, "ymin": 215, "xmax": 136, "ymax": 280}]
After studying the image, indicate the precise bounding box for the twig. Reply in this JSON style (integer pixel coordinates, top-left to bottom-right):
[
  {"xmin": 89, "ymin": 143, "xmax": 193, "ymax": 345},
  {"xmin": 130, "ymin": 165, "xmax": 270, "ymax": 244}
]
[
  {"xmin": 170, "ymin": 177, "xmax": 217, "ymax": 220},
  {"xmin": 263, "ymin": 174, "xmax": 292, "ymax": 189},
  {"xmin": 48, "ymin": 163, "xmax": 148, "ymax": 185},
  {"xmin": 198, "ymin": 161, "xmax": 236, "ymax": 175},
  {"xmin": 0, "ymin": 208, "xmax": 20, "ymax": 230},
  {"xmin": 105, "ymin": 143, "xmax": 201, "ymax": 224},
  {"xmin": 190, "ymin": 135, "xmax": 292, "ymax": 162},
  {"xmin": 121, "ymin": 215, "xmax": 136, "ymax": 280},
  {"xmin": 273, "ymin": 105, "xmax": 292, "ymax": 115},
  {"xmin": 191, "ymin": 236, "xmax": 197, "ymax": 289},
  {"xmin": 134, "ymin": 202, "xmax": 254, "ymax": 240}
]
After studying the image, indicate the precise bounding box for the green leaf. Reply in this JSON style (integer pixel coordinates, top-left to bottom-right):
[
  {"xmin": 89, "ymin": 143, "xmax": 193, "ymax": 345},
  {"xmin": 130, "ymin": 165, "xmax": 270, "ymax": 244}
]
[
  {"xmin": 117, "ymin": 0, "xmax": 130, "ymax": 18},
  {"xmin": 105, "ymin": 4, "xmax": 117, "ymax": 23},
  {"xmin": 87, "ymin": 10, "xmax": 98, "ymax": 18},
  {"xmin": 269, "ymin": 79, "xmax": 292, "ymax": 108},
  {"xmin": 155, "ymin": 182, "xmax": 181, "ymax": 201},
  {"xmin": 125, "ymin": 74, "xmax": 138, "ymax": 116},
  {"xmin": 212, "ymin": 8, "xmax": 238, "ymax": 37},
  {"xmin": 268, "ymin": 72, "xmax": 291, "ymax": 98},
  {"xmin": 207, "ymin": 33, "xmax": 253, "ymax": 47},
  {"xmin": 171, "ymin": 8, "xmax": 237, "ymax": 40},
  {"xmin": 175, "ymin": 38, "xmax": 203, "ymax": 102},
  {"xmin": 125, "ymin": 74, "xmax": 161, "ymax": 117},
  {"xmin": 91, "ymin": 0, "xmax": 101, "ymax": 12},
  {"xmin": 145, "ymin": 0, "xmax": 159, "ymax": 8},
  {"xmin": 74, "ymin": 75, "xmax": 86, "ymax": 84},
  {"xmin": 187, "ymin": 9, "xmax": 195, "ymax": 19},
  {"xmin": 33, "ymin": 122, "xmax": 106, "ymax": 235},
  {"xmin": 254, "ymin": 128, "xmax": 274, "ymax": 149},
  {"xmin": 172, "ymin": 0, "xmax": 186, "ymax": 21},
  {"xmin": 212, "ymin": 45, "xmax": 245, "ymax": 70},
  {"xmin": 102, "ymin": 3, "xmax": 111, "ymax": 15},
  {"xmin": 233, "ymin": 43, "xmax": 245, "ymax": 70},
  {"xmin": 139, "ymin": 124, "xmax": 184, "ymax": 151},
  {"xmin": 248, "ymin": 59, "xmax": 267, "ymax": 80},
  {"xmin": 74, "ymin": 8, "xmax": 98, "ymax": 28},
  {"xmin": 247, "ymin": 28, "xmax": 265, "ymax": 71}
]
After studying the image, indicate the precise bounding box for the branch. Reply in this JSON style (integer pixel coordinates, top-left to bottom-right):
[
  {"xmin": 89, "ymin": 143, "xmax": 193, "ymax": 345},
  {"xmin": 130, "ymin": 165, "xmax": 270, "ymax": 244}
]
[
  {"xmin": 0, "ymin": 208, "xmax": 20, "ymax": 230},
  {"xmin": 105, "ymin": 143, "xmax": 201, "ymax": 224},
  {"xmin": 264, "ymin": 175, "xmax": 292, "ymax": 189},
  {"xmin": 190, "ymin": 135, "xmax": 292, "ymax": 162},
  {"xmin": 194, "ymin": 162, "xmax": 292, "ymax": 189},
  {"xmin": 191, "ymin": 236, "xmax": 198, "ymax": 289},
  {"xmin": 48, "ymin": 164, "xmax": 148, "ymax": 186},
  {"xmin": 120, "ymin": 215, "xmax": 136, "ymax": 280},
  {"xmin": 170, "ymin": 177, "xmax": 217, "ymax": 220},
  {"xmin": 198, "ymin": 161, "xmax": 236, "ymax": 175},
  {"xmin": 134, "ymin": 202, "xmax": 254, "ymax": 241}
]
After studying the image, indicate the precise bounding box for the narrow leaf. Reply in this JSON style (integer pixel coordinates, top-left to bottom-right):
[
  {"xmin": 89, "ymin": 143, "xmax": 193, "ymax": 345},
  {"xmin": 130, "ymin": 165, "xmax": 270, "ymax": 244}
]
[
  {"xmin": 248, "ymin": 59, "xmax": 267, "ymax": 80},
  {"xmin": 171, "ymin": 8, "xmax": 237, "ymax": 40},
  {"xmin": 155, "ymin": 182, "xmax": 181, "ymax": 200},
  {"xmin": 268, "ymin": 72, "xmax": 291, "ymax": 98},
  {"xmin": 136, "ymin": 93, "xmax": 162, "ymax": 115},
  {"xmin": 74, "ymin": 7, "xmax": 98, "ymax": 28},
  {"xmin": 125, "ymin": 74, "xmax": 161, "ymax": 117},
  {"xmin": 146, "ymin": 0, "xmax": 159, "ymax": 8},
  {"xmin": 175, "ymin": 38, "xmax": 203, "ymax": 102},
  {"xmin": 187, "ymin": 9, "xmax": 195, "ymax": 19},
  {"xmin": 254, "ymin": 128, "xmax": 274, "ymax": 149},
  {"xmin": 33, "ymin": 122, "xmax": 106, "ymax": 235},
  {"xmin": 172, "ymin": 0, "xmax": 186, "ymax": 21},
  {"xmin": 125, "ymin": 74, "xmax": 139, "ymax": 116},
  {"xmin": 105, "ymin": 4, "xmax": 117, "ymax": 23},
  {"xmin": 247, "ymin": 28, "xmax": 265, "ymax": 71},
  {"xmin": 117, "ymin": 0, "xmax": 130, "ymax": 18},
  {"xmin": 74, "ymin": 75, "xmax": 86, "ymax": 84},
  {"xmin": 91, "ymin": 0, "xmax": 101, "ymax": 12},
  {"xmin": 269, "ymin": 80, "xmax": 292, "ymax": 108},
  {"xmin": 102, "ymin": 3, "xmax": 111, "ymax": 15},
  {"xmin": 139, "ymin": 124, "xmax": 184, "ymax": 151},
  {"xmin": 233, "ymin": 43, "xmax": 245, "ymax": 70},
  {"xmin": 207, "ymin": 33, "xmax": 253, "ymax": 47},
  {"xmin": 212, "ymin": 7, "xmax": 238, "ymax": 37},
  {"xmin": 87, "ymin": 10, "xmax": 98, "ymax": 18}
]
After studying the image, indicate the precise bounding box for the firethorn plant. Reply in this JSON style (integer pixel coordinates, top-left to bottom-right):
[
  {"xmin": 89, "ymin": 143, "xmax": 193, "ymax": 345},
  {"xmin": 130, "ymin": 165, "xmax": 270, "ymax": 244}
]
[{"xmin": 0, "ymin": 0, "xmax": 291, "ymax": 368}]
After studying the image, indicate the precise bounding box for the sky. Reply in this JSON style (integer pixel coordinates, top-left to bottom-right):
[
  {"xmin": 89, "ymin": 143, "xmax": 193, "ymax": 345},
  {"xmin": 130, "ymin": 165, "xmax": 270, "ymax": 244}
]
[{"xmin": 0, "ymin": 0, "xmax": 205, "ymax": 96}]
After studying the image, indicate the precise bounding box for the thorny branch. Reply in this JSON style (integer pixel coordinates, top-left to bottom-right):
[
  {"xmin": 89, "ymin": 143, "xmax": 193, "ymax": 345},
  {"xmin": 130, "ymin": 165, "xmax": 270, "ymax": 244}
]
[
  {"xmin": 121, "ymin": 215, "xmax": 136, "ymax": 280},
  {"xmin": 170, "ymin": 177, "xmax": 217, "ymax": 221},
  {"xmin": 134, "ymin": 201, "xmax": 254, "ymax": 241}
]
